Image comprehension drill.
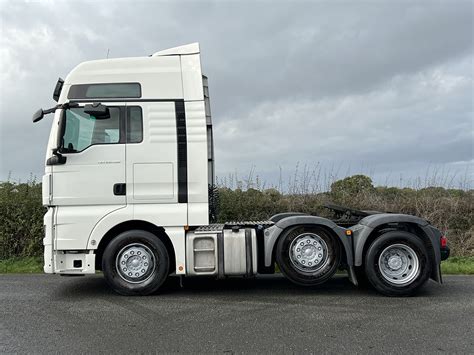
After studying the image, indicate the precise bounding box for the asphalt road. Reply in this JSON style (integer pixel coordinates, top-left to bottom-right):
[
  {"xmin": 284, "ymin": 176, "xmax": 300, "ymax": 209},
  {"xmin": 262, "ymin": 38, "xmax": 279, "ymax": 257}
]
[{"xmin": 1, "ymin": 274, "xmax": 473, "ymax": 354}]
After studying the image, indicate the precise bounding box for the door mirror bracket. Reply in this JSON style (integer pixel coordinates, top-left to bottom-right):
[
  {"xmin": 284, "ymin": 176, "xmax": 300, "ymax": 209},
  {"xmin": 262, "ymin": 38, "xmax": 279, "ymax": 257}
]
[
  {"xmin": 32, "ymin": 102, "xmax": 79, "ymax": 123},
  {"xmin": 84, "ymin": 103, "xmax": 110, "ymax": 119}
]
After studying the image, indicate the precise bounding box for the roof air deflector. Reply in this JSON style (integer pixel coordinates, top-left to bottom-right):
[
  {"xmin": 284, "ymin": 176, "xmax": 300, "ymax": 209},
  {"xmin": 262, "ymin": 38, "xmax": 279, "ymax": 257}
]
[{"xmin": 152, "ymin": 43, "xmax": 200, "ymax": 57}]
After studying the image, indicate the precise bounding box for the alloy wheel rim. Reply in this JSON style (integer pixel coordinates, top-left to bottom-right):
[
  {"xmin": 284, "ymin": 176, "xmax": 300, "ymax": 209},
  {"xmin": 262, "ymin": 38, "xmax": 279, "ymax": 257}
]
[
  {"xmin": 289, "ymin": 233, "xmax": 329, "ymax": 273},
  {"xmin": 378, "ymin": 243, "xmax": 420, "ymax": 285},
  {"xmin": 116, "ymin": 243, "xmax": 156, "ymax": 284}
]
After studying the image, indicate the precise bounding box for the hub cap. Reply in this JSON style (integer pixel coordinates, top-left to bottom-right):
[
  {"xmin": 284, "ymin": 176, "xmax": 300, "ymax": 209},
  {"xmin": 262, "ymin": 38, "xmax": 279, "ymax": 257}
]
[
  {"xmin": 116, "ymin": 243, "xmax": 156, "ymax": 284},
  {"xmin": 289, "ymin": 233, "xmax": 328, "ymax": 273},
  {"xmin": 378, "ymin": 243, "xmax": 419, "ymax": 285}
]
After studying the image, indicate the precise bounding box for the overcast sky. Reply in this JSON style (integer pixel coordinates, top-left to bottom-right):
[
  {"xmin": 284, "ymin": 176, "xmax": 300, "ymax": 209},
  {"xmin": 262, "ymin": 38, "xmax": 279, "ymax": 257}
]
[{"xmin": 0, "ymin": 0, "xmax": 472, "ymax": 189}]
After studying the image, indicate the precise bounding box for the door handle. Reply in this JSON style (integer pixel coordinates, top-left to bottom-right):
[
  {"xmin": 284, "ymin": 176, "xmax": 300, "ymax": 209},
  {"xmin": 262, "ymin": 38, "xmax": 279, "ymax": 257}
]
[{"xmin": 113, "ymin": 183, "xmax": 126, "ymax": 196}]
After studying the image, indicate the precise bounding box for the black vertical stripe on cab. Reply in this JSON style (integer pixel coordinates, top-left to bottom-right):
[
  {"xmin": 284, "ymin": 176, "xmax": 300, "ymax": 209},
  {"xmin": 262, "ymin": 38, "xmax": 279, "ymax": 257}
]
[{"xmin": 175, "ymin": 101, "xmax": 188, "ymax": 203}]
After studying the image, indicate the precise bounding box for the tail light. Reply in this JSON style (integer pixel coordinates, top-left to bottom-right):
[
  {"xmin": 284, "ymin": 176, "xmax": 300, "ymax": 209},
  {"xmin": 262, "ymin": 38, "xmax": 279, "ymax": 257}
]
[{"xmin": 440, "ymin": 235, "xmax": 448, "ymax": 248}]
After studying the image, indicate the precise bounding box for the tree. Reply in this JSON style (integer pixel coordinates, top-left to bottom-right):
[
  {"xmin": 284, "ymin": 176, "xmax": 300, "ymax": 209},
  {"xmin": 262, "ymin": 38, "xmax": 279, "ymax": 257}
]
[{"xmin": 331, "ymin": 175, "xmax": 375, "ymax": 197}]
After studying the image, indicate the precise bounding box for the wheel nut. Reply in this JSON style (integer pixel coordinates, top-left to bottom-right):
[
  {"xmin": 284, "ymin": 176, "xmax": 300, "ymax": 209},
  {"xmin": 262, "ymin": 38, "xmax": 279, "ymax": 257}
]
[
  {"xmin": 297, "ymin": 248, "xmax": 300, "ymax": 252},
  {"xmin": 130, "ymin": 251, "xmax": 134, "ymax": 255},
  {"xmin": 144, "ymin": 262, "xmax": 148, "ymax": 266},
  {"xmin": 308, "ymin": 262, "xmax": 312, "ymax": 266},
  {"xmin": 318, "ymin": 254, "xmax": 322, "ymax": 258},
  {"xmin": 318, "ymin": 247, "xmax": 321, "ymax": 250},
  {"xmin": 141, "ymin": 269, "xmax": 145, "ymax": 273},
  {"xmin": 128, "ymin": 272, "xmax": 132, "ymax": 276},
  {"xmin": 135, "ymin": 273, "xmax": 139, "ymax": 277},
  {"xmin": 121, "ymin": 261, "xmax": 125, "ymax": 265},
  {"xmin": 124, "ymin": 254, "xmax": 128, "ymax": 258},
  {"xmin": 300, "ymin": 242, "xmax": 304, "ymax": 246},
  {"xmin": 137, "ymin": 251, "xmax": 141, "ymax": 255}
]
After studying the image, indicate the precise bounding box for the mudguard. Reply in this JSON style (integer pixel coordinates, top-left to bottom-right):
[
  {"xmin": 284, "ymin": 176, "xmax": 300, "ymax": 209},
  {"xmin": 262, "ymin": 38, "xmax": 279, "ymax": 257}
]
[
  {"xmin": 268, "ymin": 212, "xmax": 308, "ymax": 223},
  {"xmin": 352, "ymin": 213, "xmax": 442, "ymax": 283},
  {"xmin": 264, "ymin": 215, "xmax": 355, "ymax": 281}
]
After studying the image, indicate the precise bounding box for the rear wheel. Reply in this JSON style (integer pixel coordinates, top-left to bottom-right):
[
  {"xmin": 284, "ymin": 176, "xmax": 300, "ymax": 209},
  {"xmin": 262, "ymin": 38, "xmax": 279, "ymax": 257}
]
[
  {"xmin": 364, "ymin": 231, "xmax": 431, "ymax": 296},
  {"xmin": 276, "ymin": 226, "xmax": 341, "ymax": 286},
  {"xmin": 102, "ymin": 230, "xmax": 169, "ymax": 295}
]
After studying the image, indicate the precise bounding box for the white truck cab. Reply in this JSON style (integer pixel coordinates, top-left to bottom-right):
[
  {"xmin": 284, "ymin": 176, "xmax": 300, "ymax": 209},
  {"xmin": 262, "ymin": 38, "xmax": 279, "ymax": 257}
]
[{"xmin": 33, "ymin": 43, "xmax": 449, "ymax": 296}]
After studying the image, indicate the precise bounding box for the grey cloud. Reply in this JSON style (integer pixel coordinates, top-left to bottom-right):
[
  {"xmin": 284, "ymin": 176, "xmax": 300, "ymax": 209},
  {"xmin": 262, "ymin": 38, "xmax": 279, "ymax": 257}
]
[{"xmin": 0, "ymin": 0, "xmax": 472, "ymax": 187}]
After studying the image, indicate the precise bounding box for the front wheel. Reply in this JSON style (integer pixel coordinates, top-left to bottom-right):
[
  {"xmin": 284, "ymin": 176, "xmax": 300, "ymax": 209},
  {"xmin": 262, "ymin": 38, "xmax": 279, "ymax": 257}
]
[
  {"xmin": 364, "ymin": 231, "xmax": 431, "ymax": 296},
  {"xmin": 102, "ymin": 230, "xmax": 169, "ymax": 295},
  {"xmin": 276, "ymin": 226, "xmax": 341, "ymax": 286}
]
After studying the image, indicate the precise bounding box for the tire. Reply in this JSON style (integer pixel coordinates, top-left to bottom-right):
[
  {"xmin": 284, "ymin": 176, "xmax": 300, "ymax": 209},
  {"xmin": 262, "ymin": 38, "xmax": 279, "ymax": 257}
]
[
  {"xmin": 102, "ymin": 230, "xmax": 169, "ymax": 296},
  {"xmin": 276, "ymin": 226, "xmax": 341, "ymax": 286},
  {"xmin": 364, "ymin": 231, "xmax": 431, "ymax": 297}
]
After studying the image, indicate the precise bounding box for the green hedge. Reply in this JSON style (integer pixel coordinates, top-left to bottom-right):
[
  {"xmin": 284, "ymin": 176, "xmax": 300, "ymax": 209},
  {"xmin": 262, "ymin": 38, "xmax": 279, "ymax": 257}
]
[
  {"xmin": 1, "ymin": 175, "xmax": 472, "ymax": 260},
  {"xmin": 217, "ymin": 175, "xmax": 473, "ymax": 256},
  {"xmin": 1, "ymin": 180, "xmax": 45, "ymax": 260}
]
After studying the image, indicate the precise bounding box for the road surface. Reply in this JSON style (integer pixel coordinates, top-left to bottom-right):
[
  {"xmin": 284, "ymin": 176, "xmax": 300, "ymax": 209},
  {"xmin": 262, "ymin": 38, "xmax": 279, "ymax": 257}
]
[{"xmin": 1, "ymin": 274, "xmax": 473, "ymax": 353}]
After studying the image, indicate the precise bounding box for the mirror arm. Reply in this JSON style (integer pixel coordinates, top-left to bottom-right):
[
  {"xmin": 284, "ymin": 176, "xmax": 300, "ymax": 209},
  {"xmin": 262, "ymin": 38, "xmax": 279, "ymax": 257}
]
[
  {"xmin": 42, "ymin": 107, "xmax": 57, "ymax": 115},
  {"xmin": 32, "ymin": 102, "xmax": 79, "ymax": 123},
  {"xmin": 60, "ymin": 102, "xmax": 79, "ymax": 109}
]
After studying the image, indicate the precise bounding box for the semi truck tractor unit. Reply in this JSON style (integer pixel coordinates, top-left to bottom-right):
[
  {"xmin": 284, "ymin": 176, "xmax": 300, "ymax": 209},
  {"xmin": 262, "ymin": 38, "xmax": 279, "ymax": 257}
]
[{"xmin": 32, "ymin": 43, "xmax": 450, "ymax": 296}]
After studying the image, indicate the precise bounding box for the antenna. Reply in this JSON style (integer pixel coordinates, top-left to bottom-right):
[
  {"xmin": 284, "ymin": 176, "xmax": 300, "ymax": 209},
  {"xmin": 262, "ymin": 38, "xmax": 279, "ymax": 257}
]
[{"xmin": 106, "ymin": 48, "xmax": 110, "ymax": 59}]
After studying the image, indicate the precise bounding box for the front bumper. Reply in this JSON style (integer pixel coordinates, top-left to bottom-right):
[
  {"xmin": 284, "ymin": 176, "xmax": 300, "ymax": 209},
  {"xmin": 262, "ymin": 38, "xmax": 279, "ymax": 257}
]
[
  {"xmin": 44, "ymin": 250, "xmax": 95, "ymax": 275},
  {"xmin": 43, "ymin": 207, "xmax": 95, "ymax": 275},
  {"xmin": 44, "ymin": 250, "xmax": 96, "ymax": 275},
  {"xmin": 54, "ymin": 252, "xmax": 96, "ymax": 274}
]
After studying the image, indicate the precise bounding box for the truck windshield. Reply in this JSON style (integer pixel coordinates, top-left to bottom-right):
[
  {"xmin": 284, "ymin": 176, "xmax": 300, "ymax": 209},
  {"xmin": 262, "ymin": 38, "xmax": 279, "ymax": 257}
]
[{"xmin": 60, "ymin": 107, "xmax": 120, "ymax": 153}]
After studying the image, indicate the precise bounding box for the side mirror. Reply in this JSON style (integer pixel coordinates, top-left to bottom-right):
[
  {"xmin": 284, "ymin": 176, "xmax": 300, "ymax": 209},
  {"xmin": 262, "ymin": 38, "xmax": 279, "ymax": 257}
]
[
  {"xmin": 46, "ymin": 154, "xmax": 67, "ymax": 166},
  {"xmin": 32, "ymin": 105, "xmax": 59, "ymax": 123},
  {"xmin": 32, "ymin": 109, "xmax": 44, "ymax": 123},
  {"xmin": 84, "ymin": 103, "xmax": 110, "ymax": 119}
]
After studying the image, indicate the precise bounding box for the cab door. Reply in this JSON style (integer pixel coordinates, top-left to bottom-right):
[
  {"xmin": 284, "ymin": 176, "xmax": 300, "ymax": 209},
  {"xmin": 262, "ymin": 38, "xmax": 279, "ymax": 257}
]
[
  {"xmin": 125, "ymin": 101, "xmax": 187, "ymax": 226},
  {"xmin": 51, "ymin": 104, "xmax": 126, "ymax": 207}
]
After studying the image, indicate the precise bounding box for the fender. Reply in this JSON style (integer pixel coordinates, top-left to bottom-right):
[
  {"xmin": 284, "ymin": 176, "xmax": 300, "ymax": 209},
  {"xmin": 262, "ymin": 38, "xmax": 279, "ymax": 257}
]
[
  {"xmin": 269, "ymin": 212, "xmax": 308, "ymax": 223},
  {"xmin": 264, "ymin": 215, "xmax": 353, "ymax": 270},
  {"xmin": 86, "ymin": 205, "xmax": 186, "ymax": 275},
  {"xmin": 86, "ymin": 205, "xmax": 133, "ymax": 249},
  {"xmin": 352, "ymin": 213, "xmax": 442, "ymax": 282}
]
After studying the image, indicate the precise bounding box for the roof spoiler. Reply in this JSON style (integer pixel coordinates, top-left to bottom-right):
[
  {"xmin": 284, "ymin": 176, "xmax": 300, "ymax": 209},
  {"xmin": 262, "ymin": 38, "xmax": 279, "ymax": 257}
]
[{"xmin": 152, "ymin": 43, "xmax": 200, "ymax": 57}]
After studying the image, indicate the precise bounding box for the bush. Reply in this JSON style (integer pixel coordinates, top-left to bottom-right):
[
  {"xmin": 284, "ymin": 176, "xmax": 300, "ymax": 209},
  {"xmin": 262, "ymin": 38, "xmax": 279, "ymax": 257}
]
[
  {"xmin": 218, "ymin": 175, "xmax": 473, "ymax": 257},
  {"xmin": 0, "ymin": 180, "xmax": 45, "ymax": 260},
  {"xmin": 331, "ymin": 175, "xmax": 375, "ymax": 198},
  {"xmin": 1, "ymin": 175, "xmax": 472, "ymax": 259}
]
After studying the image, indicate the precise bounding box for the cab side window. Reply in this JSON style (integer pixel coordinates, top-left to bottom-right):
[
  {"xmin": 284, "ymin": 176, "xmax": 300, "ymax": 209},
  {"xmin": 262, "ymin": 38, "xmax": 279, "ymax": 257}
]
[
  {"xmin": 127, "ymin": 107, "xmax": 143, "ymax": 143},
  {"xmin": 62, "ymin": 107, "xmax": 120, "ymax": 153},
  {"xmin": 61, "ymin": 106, "xmax": 142, "ymax": 153}
]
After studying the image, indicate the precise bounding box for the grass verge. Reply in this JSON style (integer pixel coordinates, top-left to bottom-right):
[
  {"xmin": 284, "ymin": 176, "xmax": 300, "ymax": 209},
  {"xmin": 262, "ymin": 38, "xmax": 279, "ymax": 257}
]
[
  {"xmin": 441, "ymin": 257, "xmax": 474, "ymax": 275},
  {"xmin": 1, "ymin": 256, "xmax": 473, "ymax": 275},
  {"xmin": 0, "ymin": 257, "xmax": 43, "ymax": 273}
]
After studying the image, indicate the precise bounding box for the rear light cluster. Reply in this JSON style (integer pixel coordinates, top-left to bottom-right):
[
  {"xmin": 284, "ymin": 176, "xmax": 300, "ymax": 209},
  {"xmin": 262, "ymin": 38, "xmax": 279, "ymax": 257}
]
[{"xmin": 440, "ymin": 235, "xmax": 448, "ymax": 248}]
